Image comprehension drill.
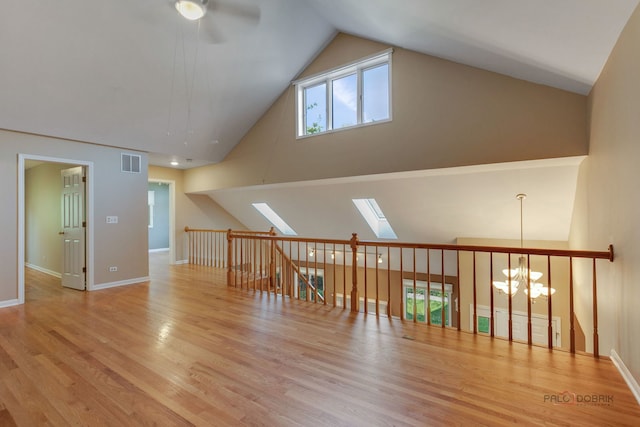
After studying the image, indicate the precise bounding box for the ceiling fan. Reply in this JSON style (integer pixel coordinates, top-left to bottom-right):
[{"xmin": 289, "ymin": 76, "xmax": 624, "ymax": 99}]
[{"xmin": 174, "ymin": 0, "xmax": 260, "ymax": 42}]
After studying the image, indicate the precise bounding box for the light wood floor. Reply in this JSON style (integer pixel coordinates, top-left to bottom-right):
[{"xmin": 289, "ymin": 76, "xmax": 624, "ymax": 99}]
[{"xmin": 0, "ymin": 254, "xmax": 638, "ymax": 426}]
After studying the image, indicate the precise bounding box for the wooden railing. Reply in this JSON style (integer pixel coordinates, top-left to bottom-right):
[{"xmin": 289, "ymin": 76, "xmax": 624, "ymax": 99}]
[{"xmin": 184, "ymin": 227, "xmax": 613, "ymax": 357}]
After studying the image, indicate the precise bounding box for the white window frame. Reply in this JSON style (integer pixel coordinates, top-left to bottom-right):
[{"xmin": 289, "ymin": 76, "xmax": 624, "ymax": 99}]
[
  {"xmin": 402, "ymin": 279, "xmax": 453, "ymax": 326},
  {"xmin": 294, "ymin": 49, "xmax": 393, "ymax": 138}
]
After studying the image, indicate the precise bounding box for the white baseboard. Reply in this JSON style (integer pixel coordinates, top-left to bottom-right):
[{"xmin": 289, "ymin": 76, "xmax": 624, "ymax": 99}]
[
  {"xmin": 175, "ymin": 259, "xmax": 189, "ymax": 265},
  {"xmin": 148, "ymin": 248, "xmax": 170, "ymax": 253},
  {"xmin": 25, "ymin": 263, "xmax": 62, "ymax": 278},
  {"xmin": 611, "ymin": 349, "xmax": 640, "ymax": 405},
  {"xmin": 0, "ymin": 298, "xmax": 21, "ymax": 308},
  {"xmin": 91, "ymin": 276, "xmax": 150, "ymax": 291}
]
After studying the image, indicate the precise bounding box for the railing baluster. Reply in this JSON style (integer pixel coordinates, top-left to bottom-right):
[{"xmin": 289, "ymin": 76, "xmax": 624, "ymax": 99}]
[
  {"xmin": 399, "ymin": 247, "xmax": 404, "ymax": 321},
  {"xmin": 508, "ymin": 254, "xmax": 513, "ymax": 341},
  {"xmin": 343, "ymin": 244, "xmax": 347, "ymax": 310},
  {"xmin": 569, "ymin": 257, "xmax": 575, "ymax": 353},
  {"xmin": 441, "ymin": 249, "xmax": 445, "ymax": 328},
  {"xmin": 456, "ymin": 250, "xmax": 461, "ymax": 331},
  {"xmin": 472, "ymin": 251, "xmax": 477, "ymax": 334},
  {"xmin": 350, "ymin": 234, "xmax": 359, "ymax": 313},
  {"xmin": 527, "ymin": 254, "xmax": 532, "ymax": 346},
  {"xmin": 323, "ymin": 242, "xmax": 327, "ymax": 306},
  {"xmin": 412, "ymin": 248, "xmax": 417, "ymax": 323},
  {"xmin": 375, "ymin": 246, "xmax": 379, "ymax": 317},
  {"xmin": 547, "ymin": 255, "xmax": 553, "ymax": 349},
  {"xmin": 364, "ymin": 244, "xmax": 368, "ymax": 314},
  {"xmin": 490, "ymin": 252, "xmax": 495, "ymax": 338},
  {"xmin": 387, "ymin": 246, "xmax": 391, "ymax": 317},
  {"xmin": 314, "ymin": 242, "xmax": 318, "ymax": 303},
  {"xmin": 332, "ymin": 243, "xmax": 337, "ymax": 307},
  {"xmin": 426, "ymin": 249, "xmax": 431, "ymax": 326},
  {"xmin": 593, "ymin": 258, "xmax": 599, "ymax": 358}
]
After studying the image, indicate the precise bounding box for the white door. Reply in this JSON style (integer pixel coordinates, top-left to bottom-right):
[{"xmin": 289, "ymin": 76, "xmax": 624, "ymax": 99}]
[
  {"xmin": 472, "ymin": 305, "xmax": 561, "ymax": 347},
  {"xmin": 61, "ymin": 167, "xmax": 86, "ymax": 290}
]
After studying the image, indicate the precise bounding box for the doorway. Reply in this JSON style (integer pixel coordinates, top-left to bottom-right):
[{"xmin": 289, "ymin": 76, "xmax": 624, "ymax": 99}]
[
  {"xmin": 18, "ymin": 154, "xmax": 94, "ymax": 303},
  {"xmin": 147, "ymin": 179, "xmax": 176, "ymax": 266}
]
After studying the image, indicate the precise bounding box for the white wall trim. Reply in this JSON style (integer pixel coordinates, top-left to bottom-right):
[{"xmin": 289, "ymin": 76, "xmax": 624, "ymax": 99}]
[
  {"xmin": 610, "ymin": 349, "xmax": 640, "ymax": 405},
  {"xmin": 92, "ymin": 277, "xmax": 150, "ymax": 291},
  {"xmin": 175, "ymin": 259, "xmax": 189, "ymax": 265},
  {"xmin": 0, "ymin": 299, "xmax": 21, "ymax": 308},
  {"xmin": 25, "ymin": 263, "xmax": 62, "ymax": 279}
]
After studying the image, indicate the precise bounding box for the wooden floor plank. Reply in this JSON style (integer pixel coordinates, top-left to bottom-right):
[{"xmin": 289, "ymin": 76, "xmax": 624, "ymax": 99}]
[{"xmin": 0, "ymin": 255, "xmax": 637, "ymax": 426}]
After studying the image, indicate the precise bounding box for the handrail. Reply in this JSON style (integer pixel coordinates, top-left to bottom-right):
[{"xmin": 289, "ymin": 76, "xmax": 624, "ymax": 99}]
[
  {"xmin": 185, "ymin": 226, "xmax": 614, "ymax": 357},
  {"xmin": 185, "ymin": 226, "xmax": 275, "ymax": 236},
  {"xmin": 227, "ymin": 230, "xmax": 613, "ymax": 262}
]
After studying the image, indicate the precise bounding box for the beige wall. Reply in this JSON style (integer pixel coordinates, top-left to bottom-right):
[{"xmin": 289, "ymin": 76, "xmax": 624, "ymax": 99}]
[
  {"xmin": 25, "ymin": 162, "xmax": 75, "ymax": 275},
  {"xmin": 571, "ymin": 4, "xmax": 640, "ymax": 380},
  {"xmin": 0, "ymin": 129, "xmax": 149, "ymax": 303},
  {"xmin": 148, "ymin": 166, "xmax": 246, "ymax": 263},
  {"xmin": 185, "ymin": 33, "xmax": 588, "ymax": 193}
]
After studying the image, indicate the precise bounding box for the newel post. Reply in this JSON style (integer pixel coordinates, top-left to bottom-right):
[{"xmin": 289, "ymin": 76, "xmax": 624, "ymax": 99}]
[
  {"xmin": 227, "ymin": 229, "xmax": 234, "ymax": 287},
  {"xmin": 269, "ymin": 227, "xmax": 277, "ymax": 290},
  {"xmin": 184, "ymin": 226, "xmax": 192, "ymax": 264},
  {"xmin": 350, "ymin": 233, "xmax": 359, "ymax": 313}
]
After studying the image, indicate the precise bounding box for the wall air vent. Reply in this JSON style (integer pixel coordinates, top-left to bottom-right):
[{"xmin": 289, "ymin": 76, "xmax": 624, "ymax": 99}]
[{"xmin": 121, "ymin": 153, "xmax": 141, "ymax": 173}]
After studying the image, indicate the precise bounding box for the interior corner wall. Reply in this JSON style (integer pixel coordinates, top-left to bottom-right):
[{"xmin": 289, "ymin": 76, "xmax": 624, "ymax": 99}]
[
  {"xmin": 148, "ymin": 166, "xmax": 247, "ymax": 263},
  {"xmin": 185, "ymin": 32, "xmax": 588, "ymax": 193},
  {"xmin": 0, "ymin": 129, "xmax": 149, "ymax": 304},
  {"xmin": 571, "ymin": 4, "xmax": 640, "ymax": 382}
]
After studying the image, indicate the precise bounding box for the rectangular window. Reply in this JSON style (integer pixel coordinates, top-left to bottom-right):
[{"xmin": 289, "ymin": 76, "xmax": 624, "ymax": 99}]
[
  {"xmin": 362, "ymin": 64, "xmax": 389, "ymax": 123},
  {"xmin": 295, "ymin": 49, "xmax": 392, "ymax": 137},
  {"xmin": 403, "ymin": 280, "xmax": 452, "ymax": 326},
  {"xmin": 304, "ymin": 83, "xmax": 327, "ymax": 134},
  {"xmin": 331, "ymin": 73, "xmax": 357, "ymax": 129}
]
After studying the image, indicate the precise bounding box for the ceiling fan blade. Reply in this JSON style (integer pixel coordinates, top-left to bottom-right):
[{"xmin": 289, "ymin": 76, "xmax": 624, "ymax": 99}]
[
  {"xmin": 200, "ymin": 17, "xmax": 226, "ymax": 44},
  {"xmin": 208, "ymin": 1, "xmax": 260, "ymax": 25}
]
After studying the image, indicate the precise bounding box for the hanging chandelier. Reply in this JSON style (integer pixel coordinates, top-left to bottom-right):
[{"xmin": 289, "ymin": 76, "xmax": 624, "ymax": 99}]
[{"xmin": 492, "ymin": 194, "xmax": 556, "ymax": 300}]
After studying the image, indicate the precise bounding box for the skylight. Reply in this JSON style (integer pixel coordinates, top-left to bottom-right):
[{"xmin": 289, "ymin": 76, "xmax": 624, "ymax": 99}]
[
  {"xmin": 352, "ymin": 198, "xmax": 397, "ymax": 239},
  {"xmin": 252, "ymin": 203, "xmax": 297, "ymax": 236}
]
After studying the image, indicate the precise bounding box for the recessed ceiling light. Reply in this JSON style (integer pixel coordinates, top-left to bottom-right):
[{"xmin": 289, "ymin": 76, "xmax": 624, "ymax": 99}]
[{"xmin": 170, "ymin": 161, "xmax": 179, "ymax": 166}]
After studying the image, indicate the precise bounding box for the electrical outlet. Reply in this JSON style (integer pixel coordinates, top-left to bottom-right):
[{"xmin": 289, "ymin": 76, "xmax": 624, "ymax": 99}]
[
  {"xmin": 109, "ymin": 266, "xmax": 118, "ymax": 272},
  {"xmin": 106, "ymin": 216, "xmax": 118, "ymax": 224}
]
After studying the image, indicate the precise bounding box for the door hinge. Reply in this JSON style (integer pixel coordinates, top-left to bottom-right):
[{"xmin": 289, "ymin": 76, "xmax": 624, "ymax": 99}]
[
  {"xmin": 82, "ymin": 267, "xmax": 86, "ymax": 273},
  {"xmin": 83, "ymin": 221, "xmax": 86, "ymax": 228},
  {"xmin": 82, "ymin": 176, "xmax": 86, "ymax": 183}
]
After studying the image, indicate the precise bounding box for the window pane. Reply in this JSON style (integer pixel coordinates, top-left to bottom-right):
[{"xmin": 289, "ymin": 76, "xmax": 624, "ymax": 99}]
[
  {"xmin": 362, "ymin": 63, "xmax": 389, "ymax": 123},
  {"xmin": 304, "ymin": 83, "xmax": 326, "ymax": 135},
  {"xmin": 332, "ymin": 73, "xmax": 357, "ymax": 129}
]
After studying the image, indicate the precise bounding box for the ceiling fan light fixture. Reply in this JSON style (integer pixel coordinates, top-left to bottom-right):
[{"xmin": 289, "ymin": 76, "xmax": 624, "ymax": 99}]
[{"xmin": 175, "ymin": 0, "xmax": 207, "ymax": 21}]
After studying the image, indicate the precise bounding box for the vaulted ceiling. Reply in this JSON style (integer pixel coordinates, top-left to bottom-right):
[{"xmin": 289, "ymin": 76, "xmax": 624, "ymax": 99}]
[
  {"xmin": 3, "ymin": 0, "xmax": 639, "ymax": 243},
  {"xmin": 2, "ymin": 0, "xmax": 637, "ymax": 168}
]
